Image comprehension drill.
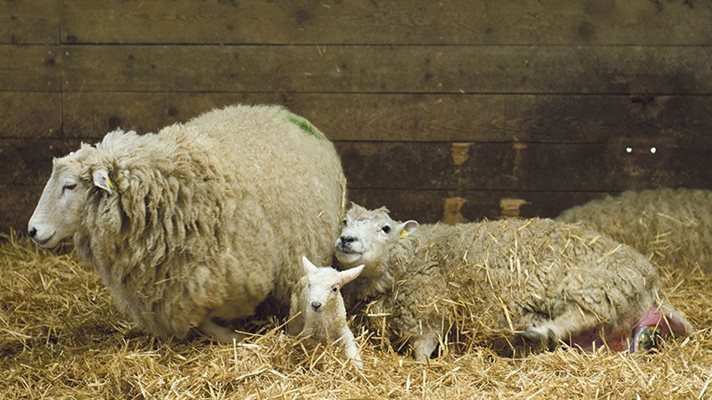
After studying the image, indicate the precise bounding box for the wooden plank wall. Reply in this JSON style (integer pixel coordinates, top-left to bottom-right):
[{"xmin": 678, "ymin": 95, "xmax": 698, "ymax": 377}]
[{"xmin": 2, "ymin": 0, "xmax": 712, "ymax": 233}]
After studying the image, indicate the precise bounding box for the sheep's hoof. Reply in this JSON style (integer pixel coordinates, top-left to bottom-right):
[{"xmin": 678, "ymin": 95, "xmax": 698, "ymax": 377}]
[
  {"xmin": 631, "ymin": 326, "xmax": 662, "ymax": 353},
  {"xmin": 520, "ymin": 326, "xmax": 557, "ymax": 352}
]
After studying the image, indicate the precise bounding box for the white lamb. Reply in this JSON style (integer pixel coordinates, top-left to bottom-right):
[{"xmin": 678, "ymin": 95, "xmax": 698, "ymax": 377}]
[
  {"xmin": 335, "ymin": 204, "xmax": 693, "ymax": 361},
  {"xmin": 287, "ymin": 256, "xmax": 364, "ymax": 369}
]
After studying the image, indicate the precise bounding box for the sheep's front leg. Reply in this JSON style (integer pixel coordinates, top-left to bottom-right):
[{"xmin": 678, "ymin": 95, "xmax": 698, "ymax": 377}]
[
  {"xmin": 412, "ymin": 333, "xmax": 438, "ymax": 362},
  {"xmin": 200, "ymin": 318, "xmax": 247, "ymax": 344},
  {"xmin": 340, "ymin": 328, "xmax": 363, "ymax": 369}
]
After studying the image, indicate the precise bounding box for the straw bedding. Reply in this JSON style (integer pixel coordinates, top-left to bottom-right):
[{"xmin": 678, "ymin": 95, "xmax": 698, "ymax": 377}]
[{"xmin": 1, "ymin": 232, "xmax": 710, "ymax": 399}]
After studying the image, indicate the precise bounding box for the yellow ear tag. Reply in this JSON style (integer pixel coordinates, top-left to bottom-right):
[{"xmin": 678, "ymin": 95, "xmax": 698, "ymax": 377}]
[
  {"xmin": 106, "ymin": 176, "xmax": 116, "ymax": 191},
  {"xmin": 399, "ymin": 229, "xmax": 409, "ymax": 239}
]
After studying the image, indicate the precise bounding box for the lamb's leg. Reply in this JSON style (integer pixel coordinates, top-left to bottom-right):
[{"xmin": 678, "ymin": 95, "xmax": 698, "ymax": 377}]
[
  {"xmin": 340, "ymin": 328, "xmax": 363, "ymax": 370},
  {"xmin": 520, "ymin": 307, "xmax": 602, "ymax": 352},
  {"xmin": 200, "ymin": 318, "xmax": 247, "ymax": 344},
  {"xmin": 412, "ymin": 333, "xmax": 438, "ymax": 362}
]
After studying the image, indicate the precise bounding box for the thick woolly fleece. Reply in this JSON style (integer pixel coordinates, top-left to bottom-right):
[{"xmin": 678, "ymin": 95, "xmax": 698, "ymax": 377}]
[
  {"xmin": 63, "ymin": 104, "xmax": 345, "ymax": 339},
  {"xmin": 557, "ymin": 188, "xmax": 712, "ymax": 273},
  {"xmin": 340, "ymin": 208, "xmax": 692, "ymax": 355}
]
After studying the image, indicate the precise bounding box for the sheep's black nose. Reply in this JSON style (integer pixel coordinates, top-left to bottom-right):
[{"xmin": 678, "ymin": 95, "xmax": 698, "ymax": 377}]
[
  {"xmin": 311, "ymin": 301, "xmax": 322, "ymax": 311},
  {"xmin": 340, "ymin": 236, "xmax": 356, "ymax": 244},
  {"xmin": 29, "ymin": 227, "xmax": 37, "ymax": 238}
]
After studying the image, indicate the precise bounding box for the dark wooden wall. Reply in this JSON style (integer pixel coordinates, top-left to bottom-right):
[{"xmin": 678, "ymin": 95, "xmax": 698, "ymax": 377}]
[{"xmin": 2, "ymin": 0, "xmax": 712, "ymax": 232}]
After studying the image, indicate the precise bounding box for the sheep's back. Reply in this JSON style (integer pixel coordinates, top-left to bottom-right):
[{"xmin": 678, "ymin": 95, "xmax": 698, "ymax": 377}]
[
  {"xmin": 557, "ymin": 188, "xmax": 712, "ymax": 272},
  {"xmin": 184, "ymin": 105, "xmax": 346, "ymax": 308}
]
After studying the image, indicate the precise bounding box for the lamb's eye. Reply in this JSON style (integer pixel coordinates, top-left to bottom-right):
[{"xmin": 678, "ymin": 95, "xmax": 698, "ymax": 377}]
[
  {"xmin": 332, "ymin": 286, "xmax": 338, "ymax": 292},
  {"xmin": 342, "ymin": 219, "xmax": 347, "ymax": 226},
  {"xmin": 381, "ymin": 225, "xmax": 391, "ymax": 234},
  {"xmin": 62, "ymin": 183, "xmax": 77, "ymax": 192}
]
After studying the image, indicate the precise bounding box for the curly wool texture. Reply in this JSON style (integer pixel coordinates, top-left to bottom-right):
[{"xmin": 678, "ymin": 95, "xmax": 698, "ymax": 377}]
[
  {"xmin": 67, "ymin": 104, "xmax": 346, "ymax": 339},
  {"xmin": 345, "ymin": 213, "xmax": 674, "ymax": 354},
  {"xmin": 557, "ymin": 188, "xmax": 712, "ymax": 273}
]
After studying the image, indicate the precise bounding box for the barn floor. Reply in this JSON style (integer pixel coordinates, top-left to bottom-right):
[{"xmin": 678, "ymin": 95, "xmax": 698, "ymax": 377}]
[{"xmin": 1, "ymin": 233, "xmax": 710, "ymax": 399}]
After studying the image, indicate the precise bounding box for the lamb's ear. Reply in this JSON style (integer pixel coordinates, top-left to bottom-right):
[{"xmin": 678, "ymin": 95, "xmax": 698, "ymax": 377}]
[
  {"xmin": 339, "ymin": 264, "xmax": 365, "ymax": 286},
  {"xmin": 92, "ymin": 168, "xmax": 115, "ymax": 195},
  {"xmin": 397, "ymin": 220, "xmax": 419, "ymax": 238},
  {"xmin": 301, "ymin": 256, "xmax": 319, "ymax": 276}
]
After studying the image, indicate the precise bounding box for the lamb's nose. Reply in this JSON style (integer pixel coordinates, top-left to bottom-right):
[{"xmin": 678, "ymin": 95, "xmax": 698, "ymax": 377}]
[
  {"xmin": 311, "ymin": 301, "xmax": 322, "ymax": 311},
  {"xmin": 29, "ymin": 227, "xmax": 37, "ymax": 238},
  {"xmin": 340, "ymin": 236, "xmax": 356, "ymax": 244}
]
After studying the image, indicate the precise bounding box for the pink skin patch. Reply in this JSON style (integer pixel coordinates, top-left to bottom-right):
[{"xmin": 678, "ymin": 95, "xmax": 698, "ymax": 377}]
[{"xmin": 566, "ymin": 305, "xmax": 689, "ymax": 353}]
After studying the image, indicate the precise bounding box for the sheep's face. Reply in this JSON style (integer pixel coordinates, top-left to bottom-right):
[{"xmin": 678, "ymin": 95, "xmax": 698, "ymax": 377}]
[
  {"xmin": 28, "ymin": 150, "xmax": 114, "ymax": 248},
  {"xmin": 301, "ymin": 257, "xmax": 364, "ymax": 313},
  {"xmin": 334, "ymin": 204, "xmax": 418, "ymax": 271}
]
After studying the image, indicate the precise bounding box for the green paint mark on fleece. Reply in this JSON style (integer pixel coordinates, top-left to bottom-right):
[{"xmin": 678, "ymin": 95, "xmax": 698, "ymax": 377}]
[{"xmin": 287, "ymin": 114, "xmax": 325, "ymax": 140}]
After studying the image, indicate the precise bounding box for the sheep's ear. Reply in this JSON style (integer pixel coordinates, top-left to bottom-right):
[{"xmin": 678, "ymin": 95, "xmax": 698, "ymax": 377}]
[
  {"xmin": 339, "ymin": 264, "xmax": 364, "ymax": 286},
  {"xmin": 397, "ymin": 220, "xmax": 419, "ymax": 239},
  {"xmin": 301, "ymin": 256, "xmax": 319, "ymax": 276},
  {"xmin": 92, "ymin": 168, "xmax": 115, "ymax": 195}
]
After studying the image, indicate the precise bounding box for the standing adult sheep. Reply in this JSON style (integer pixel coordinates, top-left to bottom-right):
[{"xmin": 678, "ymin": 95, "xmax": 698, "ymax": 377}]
[
  {"xmin": 335, "ymin": 204, "xmax": 693, "ymax": 361},
  {"xmin": 28, "ymin": 104, "xmax": 347, "ymax": 342},
  {"xmin": 557, "ymin": 188, "xmax": 712, "ymax": 273}
]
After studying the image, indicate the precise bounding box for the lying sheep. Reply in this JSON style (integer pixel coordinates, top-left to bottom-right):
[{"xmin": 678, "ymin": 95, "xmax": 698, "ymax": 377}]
[
  {"xmin": 335, "ymin": 204, "xmax": 692, "ymax": 360},
  {"xmin": 287, "ymin": 256, "xmax": 364, "ymax": 369},
  {"xmin": 27, "ymin": 104, "xmax": 346, "ymax": 342},
  {"xmin": 557, "ymin": 188, "xmax": 712, "ymax": 273}
]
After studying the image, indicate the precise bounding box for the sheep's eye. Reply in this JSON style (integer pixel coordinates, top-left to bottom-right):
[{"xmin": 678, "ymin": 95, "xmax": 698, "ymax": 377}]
[
  {"xmin": 342, "ymin": 219, "xmax": 347, "ymax": 226},
  {"xmin": 62, "ymin": 183, "xmax": 77, "ymax": 192},
  {"xmin": 307, "ymin": 283, "xmax": 312, "ymax": 289},
  {"xmin": 381, "ymin": 225, "xmax": 391, "ymax": 234},
  {"xmin": 332, "ymin": 286, "xmax": 338, "ymax": 292}
]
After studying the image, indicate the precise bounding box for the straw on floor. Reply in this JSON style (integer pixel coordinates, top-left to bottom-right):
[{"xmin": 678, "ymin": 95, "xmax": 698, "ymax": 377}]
[{"xmin": 1, "ymin": 232, "xmax": 710, "ymax": 399}]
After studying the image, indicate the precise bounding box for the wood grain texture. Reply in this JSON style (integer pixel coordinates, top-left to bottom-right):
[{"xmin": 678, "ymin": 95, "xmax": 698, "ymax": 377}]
[
  {"xmin": 3, "ymin": 138, "xmax": 709, "ymax": 192},
  {"xmin": 62, "ymin": 0, "xmax": 712, "ymax": 45},
  {"xmin": 0, "ymin": 0, "xmax": 60, "ymax": 44},
  {"xmin": 0, "ymin": 185, "xmax": 610, "ymax": 234},
  {"xmin": 348, "ymin": 189, "xmax": 614, "ymax": 223},
  {"xmin": 0, "ymin": 92, "xmax": 62, "ymax": 138},
  {"xmin": 336, "ymin": 141, "xmax": 712, "ymax": 191},
  {"xmin": 0, "ymin": 140, "xmax": 79, "ymax": 186},
  {"xmin": 0, "ymin": 185, "xmax": 42, "ymax": 233},
  {"xmin": 61, "ymin": 45, "xmax": 712, "ymax": 94},
  {"xmin": 62, "ymin": 92, "xmax": 712, "ymax": 143},
  {"xmin": 0, "ymin": 45, "xmax": 60, "ymax": 91}
]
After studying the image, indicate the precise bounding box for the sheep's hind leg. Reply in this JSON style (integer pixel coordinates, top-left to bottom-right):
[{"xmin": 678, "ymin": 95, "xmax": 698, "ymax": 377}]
[
  {"xmin": 520, "ymin": 308, "xmax": 602, "ymax": 353},
  {"xmin": 412, "ymin": 333, "xmax": 439, "ymax": 362},
  {"xmin": 200, "ymin": 318, "xmax": 248, "ymax": 344}
]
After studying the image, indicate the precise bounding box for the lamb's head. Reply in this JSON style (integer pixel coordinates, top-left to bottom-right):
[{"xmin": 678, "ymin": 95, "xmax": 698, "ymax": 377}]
[
  {"xmin": 334, "ymin": 203, "xmax": 418, "ymax": 273},
  {"xmin": 301, "ymin": 256, "xmax": 364, "ymax": 313},
  {"xmin": 28, "ymin": 144, "xmax": 116, "ymax": 248}
]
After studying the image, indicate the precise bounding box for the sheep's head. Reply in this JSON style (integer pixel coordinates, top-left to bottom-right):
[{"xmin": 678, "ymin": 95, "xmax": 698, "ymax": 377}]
[
  {"xmin": 301, "ymin": 256, "xmax": 364, "ymax": 313},
  {"xmin": 334, "ymin": 203, "xmax": 418, "ymax": 273},
  {"xmin": 28, "ymin": 145, "xmax": 115, "ymax": 248}
]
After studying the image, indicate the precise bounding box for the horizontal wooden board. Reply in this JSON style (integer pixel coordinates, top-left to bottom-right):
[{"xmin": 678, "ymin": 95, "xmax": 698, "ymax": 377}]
[
  {"xmin": 0, "ymin": 185, "xmax": 42, "ymax": 234},
  {"xmin": 0, "ymin": 140, "xmax": 79, "ymax": 186},
  {"xmin": 347, "ymin": 189, "xmax": 615, "ymax": 223},
  {"xmin": 0, "ymin": 0, "xmax": 59, "ymax": 44},
  {"xmin": 62, "ymin": 92, "xmax": 712, "ymax": 143},
  {"xmin": 61, "ymin": 45, "xmax": 712, "ymax": 94},
  {"xmin": 3, "ymin": 139, "xmax": 711, "ymax": 193},
  {"xmin": 0, "ymin": 92, "xmax": 62, "ymax": 138},
  {"xmin": 0, "ymin": 46, "xmax": 60, "ymax": 91},
  {"xmin": 61, "ymin": 0, "xmax": 712, "ymax": 45},
  {"xmin": 335, "ymin": 141, "xmax": 712, "ymax": 191},
  {"xmin": 0, "ymin": 185, "xmax": 613, "ymax": 234}
]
